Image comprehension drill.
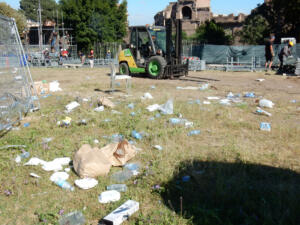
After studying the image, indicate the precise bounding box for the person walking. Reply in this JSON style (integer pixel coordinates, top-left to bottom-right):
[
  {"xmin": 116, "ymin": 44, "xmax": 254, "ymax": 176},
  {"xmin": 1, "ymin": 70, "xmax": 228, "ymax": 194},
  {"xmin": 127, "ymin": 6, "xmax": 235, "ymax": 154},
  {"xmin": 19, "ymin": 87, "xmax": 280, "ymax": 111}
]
[
  {"xmin": 88, "ymin": 49, "xmax": 94, "ymax": 68},
  {"xmin": 278, "ymin": 41, "xmax": 293, "ymax": 74},
  {"xmin": 265, "ymin": 34, "xmax": 275, "ymax": 72}
]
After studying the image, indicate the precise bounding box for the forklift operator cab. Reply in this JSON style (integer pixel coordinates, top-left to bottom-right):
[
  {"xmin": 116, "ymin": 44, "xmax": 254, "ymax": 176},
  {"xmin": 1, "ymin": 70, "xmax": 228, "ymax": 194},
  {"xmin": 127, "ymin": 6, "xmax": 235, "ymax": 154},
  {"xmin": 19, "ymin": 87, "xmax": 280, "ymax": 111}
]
[{"xmin": 118, "ymin": 19, "xmax": 188, "ymax": 79}]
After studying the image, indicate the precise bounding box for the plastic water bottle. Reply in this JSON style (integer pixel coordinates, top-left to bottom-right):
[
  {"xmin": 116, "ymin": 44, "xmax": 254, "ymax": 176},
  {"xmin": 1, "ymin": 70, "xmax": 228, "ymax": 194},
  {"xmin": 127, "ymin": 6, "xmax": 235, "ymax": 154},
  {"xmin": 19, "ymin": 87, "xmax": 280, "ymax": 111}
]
[
  {"xmin": 55, "ymin": 179, "xmax": 75, "ymax": 191},
  {"xmin": 187, "ymin": 130, "xmax": 201, "ymax": 136},
  {"xmin": 59, "ymin": 211, "xmax": 85, "ymax": 225},
  {"xmin": 107, "ymin": 184, "xmax": 128, "ymax": 192},
  {"xmin": 131, "ymin": 130, "xmax": 142, "ymax": 140},
  {"xmin": 20, "ymin": 151, "xmax": 30, "ymax": 159}
]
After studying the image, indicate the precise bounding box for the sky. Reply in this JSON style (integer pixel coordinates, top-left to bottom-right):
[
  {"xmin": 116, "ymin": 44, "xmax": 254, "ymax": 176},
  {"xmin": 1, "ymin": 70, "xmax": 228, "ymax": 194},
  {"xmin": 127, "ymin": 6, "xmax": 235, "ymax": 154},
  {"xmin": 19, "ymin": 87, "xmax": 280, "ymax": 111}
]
[{"xmin": 2, "ymin": 0, "xmax": 264, "ymax": 25}]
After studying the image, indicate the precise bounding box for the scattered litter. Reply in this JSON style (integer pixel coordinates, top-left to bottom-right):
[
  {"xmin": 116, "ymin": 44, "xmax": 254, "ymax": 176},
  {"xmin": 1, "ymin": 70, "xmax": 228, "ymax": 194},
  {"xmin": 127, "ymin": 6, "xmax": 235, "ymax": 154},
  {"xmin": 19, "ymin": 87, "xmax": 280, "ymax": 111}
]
[
  {"xmin": 62, "ymin": 117, "xmax": 72, "ymax": 126},
  {"xmin": 155, "ymin": 113, "xmax": 161, "ymax": 118},
  {"xmin": 73, "ymin": 140, "xmax": 136, "ymax": 178},
  {"xmin": 127, "ymin": 103, "xmax": 134, "ymax": 109},
  {"xmin": 30, "ymin": 173, "xmax": 40, "ymax": 178},
  {"xmin": 99, "ymin": 96, "xmax": 115, "ymax": 108},
  {"xmin": 259, "ymin": 99, "xmax": 274, "ymax": 108},
  {"xmin": 177, "ymin": 86, "xmax": 200, "ymax": 90},
  {"xmin": 182, "ymin": 175, "xmax": 191, "ymax": 182},
  {"xmin": 256, "ymin": 79, "xmax": 265, "ymax": 82},
  {"xmin": 94, "ymin": 106, "xmax": 104, "ymax": 112},
  {"xmin": 153, "ymin": 145, "xmax": 163, "ymax": 151},
  {"xmin": 124, "ymin": 163, "xmax": 140, "ymax": 176},
  {"xmin": 200, "ymin": 83, "xmax": 209, "ymax": 90},
  {"xmin": 260, "ymin": 122, "xmax": 271, "ymax": 132},
  {"xmin": 15, "ymin": 151, "xmax": 30, "ymax": 163},
  {"xmin": 110, "ymin": 134, "xmax": 124, "ymax": 142},
  {"xmin": 107, "ymin": 184, "xmax": 128, "ymax": 192},
  {"xmin": 111, "ymin": 110, "xmax": 122, "ymax": 115},
  {"xmin": 82, "ymin": 98, "xmax": 89, "ymax": 102},
  {"xmin": 23, "ymin": 123, "xmax": 30, "ymax": 128},
  {"xmin": 141, "ymin": 92, "xmax": 153, "ymax": 100},
  {"xmin": 244, "ymin": 92, "xmax": 255, "ymax": 98},
  {"xmin": 159, "ymin": 99, "xmax": 173, "ymax": 115},
  {"xmin": 169, "ymin": 118, "xmax": 193, "ymax": 128},
  {"xmin": 290, "ymin": 100, "xmax": 297, "ymax": 103},
  {"xmin": 111, "ymin": 170, "xmax": 133, "ymax": 183},
  {"xmin": 146, "ymin": 104, "xmax": 160, "ymax": 112},
  {"xmin": 65, "ymin": 168, "xmax": 71, "ymax": 172},
  {"xmin": 150, "ymin": 85, "xmax": 156, "ymax": 89},
  {"xmin": 24, "ymin": 157, "xmax": 47, "ymax": 166},
  {"xmin": 58, "ymin": 211, "xmax": 85, "ymax": 225},
  {"xmin": 65, "ymin": 101, "xmax": 80, "ymax": 113},
  {"xmin": 75, "ymin": 178, "xmax": 98, "ymax": 190},
  {"xmin": 94, "ymin": 139, "xmax": 99, "ymax": 144},
  {"xmin": 255, "ymin": 107, "xmax": 272, "ymax": 117},
  {"xmin": 207, "ymin": 96, "xmax": 220, "ymax": 100},
  {"xmin": 187, "ymin": 130, "xmax": 201, "ymax": 136},
  {"xmin": 42, "ymin": 157, "xmax": 71, "ymax": 172},
  {"xmin": 98, "ymin": 190, "xmax": 120, "ymax": 203},
  {"xmin": 219, "ymin": 99, "xmax": 231, "ymax": 106},
  {"xmin": 50, "ymin": 172, "xmax": 69, "ymax": 182},
  {"xmin": 131, "ymin": 130, "xmax": 142, "ymax": 140},
  {"xmin": 54, "ymin": 179, "xmax": 75, "ymax": 191},
  {"xmin": 49, "ymin": 81, "xmax": 62, "ymax": 92},
  {"xmin": 102, "ymin": 200, "xmax": 139, "ymax": 225},
  {"xmin": 78, "ymin": 119, "xmax": 87, "ymax": 126},
  {"xmin": 203, "ymin": 101, "xmax": 211, "ymax": 105}
]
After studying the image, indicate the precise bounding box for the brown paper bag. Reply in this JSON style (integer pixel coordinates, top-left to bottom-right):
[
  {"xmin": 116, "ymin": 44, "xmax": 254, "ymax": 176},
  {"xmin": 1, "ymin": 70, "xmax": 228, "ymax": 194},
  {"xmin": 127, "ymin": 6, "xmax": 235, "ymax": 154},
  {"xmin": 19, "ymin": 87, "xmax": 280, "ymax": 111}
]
[
  {"xmin": 101, "ymin": 140, "xmax": 136, "ymax": 167},
  {"xmin": 73, "ymin": 144, "xmax": 112, "ymax": 178},
  {"xmin": 99, "ymin": 96, "xmax": 115, "ymax": 108}
]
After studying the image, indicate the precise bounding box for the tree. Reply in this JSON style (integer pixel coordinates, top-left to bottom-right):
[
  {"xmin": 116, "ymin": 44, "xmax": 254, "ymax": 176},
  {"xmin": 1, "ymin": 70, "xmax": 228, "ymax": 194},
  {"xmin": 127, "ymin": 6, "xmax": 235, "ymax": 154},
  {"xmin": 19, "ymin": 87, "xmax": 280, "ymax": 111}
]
[
  {"xmin": 60, "ymin": 0, "xmax": 128, "ymax": 51},
  {"xmin": 0, "ymin": 2, "xmax": 26, "ymax": 34},
  {"xmin": 239, "ymin": 15, "xmax": 270, "ymax": 45},
  {"xmin": 20, "ymin": 0, "xmax": 58, "ymax": 22},
  {"xmin": 194, "ymin": 20, "xmax": 232, "ymax": 45}
]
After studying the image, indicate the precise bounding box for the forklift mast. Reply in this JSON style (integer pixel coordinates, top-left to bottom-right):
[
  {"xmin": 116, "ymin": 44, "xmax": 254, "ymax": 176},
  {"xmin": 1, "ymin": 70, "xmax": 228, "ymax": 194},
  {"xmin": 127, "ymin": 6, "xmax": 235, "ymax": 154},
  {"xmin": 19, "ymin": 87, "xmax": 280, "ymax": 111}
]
[{"xmin": 165, "ymin": 19, "xmax": 183, "ymax": 65}]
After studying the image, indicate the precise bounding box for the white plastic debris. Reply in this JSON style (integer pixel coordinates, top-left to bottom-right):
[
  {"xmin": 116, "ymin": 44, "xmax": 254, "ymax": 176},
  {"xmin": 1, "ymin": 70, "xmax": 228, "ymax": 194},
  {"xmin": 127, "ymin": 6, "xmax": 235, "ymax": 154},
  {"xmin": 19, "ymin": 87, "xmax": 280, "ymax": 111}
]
[
  {"xmin": 159, "ymin": 99, "xmax": 173, "ymax": 115},
  {"xmin": 153, "ymin": 145, "xmax": 163, "ymax": 151},
  {"xmin": 256, "ymin": 79, "xmax": 265, "ymax": 82},
  {"xmin": 176, "ymin": 86, "xmax": 200, "ymax": 90},
  {"xmin": 94, "ymin": 139, "xmax": 99, "ymax": 144},
  {"xmin": 65, "ymin": 101, "xmax": 80, "ymax": 113},
  {"xmin": 146, "ymin": 104, "xmax": 160, "ymax": 112},
  {"xmin": 200, "ymin": 83, "xmax": 209, "ymax": 90},
  {"xmin": 203, "ymin": 101, "xmax": 211, "ymax": 105},
  {"xmin": 111, "ymin": 110, "xmax": 122, "ymax": 114},
  {"xmin": 24, "ymin": 157, "xmax": 47, "ymax": 166},
  {"xmin": 50, "ymin": 172, "xmax": 69, "ymax": 182},
  {"xmin": 102, "ymin": 200, "xmax": 139, "ymax": 225},
  {"xmin": 30, "ymin": 173, "xmax": 40, "ymax": 178},
  {"xmin": 64, "ymin": 168, "xmax": 71, "ymax": 172},
  {"xmin": 98, "ymin": 190, "xmax": 121, "ymax": 204},
  {"xmin": 207, "ymin": 96, "xmax": 220, "ymax": 100},
  {"xmin": 141, "ymin": 92, "xmax": 153, "ymax": 100},
  {"xmin": 94, "ymin": 106, "xmax": 104, "ymax": 112},
  {"xmin": 259, "ymin": 99, "xmax": 274, "ymax": 108},
  {"xmin": 219, "ymin": 99, "xmax": 231, "ymax": 106},
  {"xmin": 75, "ymin": 178, "xmax": 98, "ymax": 190},
  {"xmin": 15, "ymin": 155, "xmax": 22, "ymax": 163},
  {"xmin": 256, "ymin": 107, "xmax": 272, "ymax": 117},
  {"xmin": 42, "ymin": 161, "xmax": 63, "ymax": 172},
  {"xmin": 49, "ymin": 81, "xmax": 62, "ymax": 92}
]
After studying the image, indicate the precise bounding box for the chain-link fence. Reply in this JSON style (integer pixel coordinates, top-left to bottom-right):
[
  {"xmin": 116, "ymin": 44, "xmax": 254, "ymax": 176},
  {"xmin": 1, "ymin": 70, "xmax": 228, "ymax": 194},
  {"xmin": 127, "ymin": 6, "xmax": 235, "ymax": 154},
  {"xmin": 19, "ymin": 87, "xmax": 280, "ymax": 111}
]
[{"xmin": 0, "ymin": 15, "xmax": 39, "ymax": 132}]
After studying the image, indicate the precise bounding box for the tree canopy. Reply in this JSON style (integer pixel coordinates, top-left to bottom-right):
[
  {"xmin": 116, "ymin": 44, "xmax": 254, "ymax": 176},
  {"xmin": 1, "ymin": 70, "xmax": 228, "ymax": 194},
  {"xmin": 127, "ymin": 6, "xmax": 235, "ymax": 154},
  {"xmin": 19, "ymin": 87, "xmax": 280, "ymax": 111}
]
[
  {"xmin": 60, "ymin": 0, "xmax": 128, "ymax": 51},
  {"xmin": 20, "ymin": 0, "xmax": 58, "ymax": 22},
  {"xmin": 0, "ymin": 2, "xmax": 26, "ymax": 34},
  {"xmin": 193, "ymin": 20, "xmax": 232, "ymax": 45}
]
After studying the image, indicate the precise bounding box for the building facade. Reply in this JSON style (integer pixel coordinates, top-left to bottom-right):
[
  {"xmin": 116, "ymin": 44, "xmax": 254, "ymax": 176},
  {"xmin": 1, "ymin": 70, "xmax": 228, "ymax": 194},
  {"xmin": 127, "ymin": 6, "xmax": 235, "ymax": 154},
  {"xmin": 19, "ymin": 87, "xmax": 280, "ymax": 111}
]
[{"xmin": 154, "ymin": 0, "xmax": 211, "ymax": 36}]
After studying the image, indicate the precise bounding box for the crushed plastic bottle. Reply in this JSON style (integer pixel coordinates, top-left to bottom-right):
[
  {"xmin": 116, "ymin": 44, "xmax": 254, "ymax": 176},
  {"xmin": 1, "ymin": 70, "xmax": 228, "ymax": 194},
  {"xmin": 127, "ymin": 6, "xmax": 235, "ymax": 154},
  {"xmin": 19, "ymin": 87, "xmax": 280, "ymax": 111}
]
[
  {"xmin": 54, "ymin": 179, "xmax": 75, "ymax": 191},
  {"xmin": 15, "ymin": 151, "xmax": 30, "ymax": 163},
  {"xmin": 244, "ymin": 92, "xmax": 255, "ymax": 98},
  {"xmin": 107, "ymin": 184, "xmax": 128, "ymax": 192},
  {"xmin": 124, "ymin": 163, "xmax": 140, "ymax": 175},
  {"xmin": 59, "ymin": 211, "xmax": 85, "ymax": 225},
  {"xmin": 111, "ymin": 170, "xmax": 133, "ymax": 182},
  {"xmin": 260, "ymin": 122, "xmax": 271, "ymax": 132},
  {"xmin": 131, "ymin": 130, "xmax": 142, "ymax": 140},
  {"xmin": 187, "ymin": 130, "xmax": 201, "ymax": 136}
]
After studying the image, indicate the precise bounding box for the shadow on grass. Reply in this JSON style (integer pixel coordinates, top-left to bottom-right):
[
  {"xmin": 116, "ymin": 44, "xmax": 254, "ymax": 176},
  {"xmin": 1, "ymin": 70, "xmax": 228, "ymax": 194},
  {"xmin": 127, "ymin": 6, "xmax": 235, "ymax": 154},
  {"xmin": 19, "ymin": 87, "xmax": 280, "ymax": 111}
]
[{"xmin": 160, "ymin": 160, "xmax": 300, "ymax": 225}]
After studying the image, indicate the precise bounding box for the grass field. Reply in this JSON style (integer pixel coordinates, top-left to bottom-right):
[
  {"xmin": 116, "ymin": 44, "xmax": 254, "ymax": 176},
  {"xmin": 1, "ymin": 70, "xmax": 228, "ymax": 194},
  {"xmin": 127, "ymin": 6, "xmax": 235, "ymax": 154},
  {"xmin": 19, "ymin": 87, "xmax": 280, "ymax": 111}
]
[{"xmin": 0, "ymin": 68, "xmax": 299, "ymax": 225}]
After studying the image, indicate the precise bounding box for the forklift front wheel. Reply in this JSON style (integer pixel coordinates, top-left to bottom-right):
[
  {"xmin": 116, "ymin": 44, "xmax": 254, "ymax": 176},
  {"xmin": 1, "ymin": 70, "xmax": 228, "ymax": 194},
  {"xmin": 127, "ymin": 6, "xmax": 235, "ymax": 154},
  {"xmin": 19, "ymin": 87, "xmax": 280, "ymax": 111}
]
[
  {"xmin": 147, "ymin": 56, "xmax": 166, "ymax": 79},
  {"xmin": 119, "ymin": 62, "xmax": 130, "ymax": 75}
]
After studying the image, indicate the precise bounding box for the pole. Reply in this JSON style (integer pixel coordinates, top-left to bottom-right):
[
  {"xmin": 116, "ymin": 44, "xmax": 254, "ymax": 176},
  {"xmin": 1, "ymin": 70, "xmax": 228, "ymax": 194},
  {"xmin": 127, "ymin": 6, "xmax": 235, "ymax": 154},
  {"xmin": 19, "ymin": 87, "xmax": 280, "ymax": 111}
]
[{"xmin": 38, "ymin": 0, "xmax": 42, "ymax": 51}]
